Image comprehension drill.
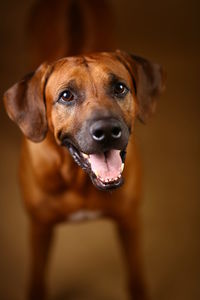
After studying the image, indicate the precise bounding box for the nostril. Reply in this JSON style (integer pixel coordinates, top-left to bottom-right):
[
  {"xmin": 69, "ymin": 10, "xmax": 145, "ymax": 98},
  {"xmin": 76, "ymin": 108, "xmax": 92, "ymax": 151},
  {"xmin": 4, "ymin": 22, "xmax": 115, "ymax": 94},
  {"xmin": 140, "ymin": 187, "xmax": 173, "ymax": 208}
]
[
  {"xmin": 111, "ymin": 127, "xmax": 122, "ymax": 139},
  {"xmin": 92, "ymin": 129, "xmax": 105, "ymax": 141}
]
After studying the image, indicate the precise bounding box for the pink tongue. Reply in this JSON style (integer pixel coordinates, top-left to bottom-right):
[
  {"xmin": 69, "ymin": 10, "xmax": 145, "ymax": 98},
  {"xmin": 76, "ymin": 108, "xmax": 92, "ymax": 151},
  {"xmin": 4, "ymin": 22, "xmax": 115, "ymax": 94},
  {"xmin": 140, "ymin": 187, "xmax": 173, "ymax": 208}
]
[{"xmin": 89, "ymin": 150, "xmax": 122, "ymax": 180}]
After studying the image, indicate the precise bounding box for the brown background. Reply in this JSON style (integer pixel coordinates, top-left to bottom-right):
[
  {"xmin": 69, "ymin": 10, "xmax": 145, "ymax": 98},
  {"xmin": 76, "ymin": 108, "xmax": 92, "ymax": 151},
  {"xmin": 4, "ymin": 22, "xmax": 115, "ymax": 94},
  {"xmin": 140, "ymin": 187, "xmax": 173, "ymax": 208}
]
[{"xmin": 0, "ymin": 0, "xmax": 199, "ymax": 299}]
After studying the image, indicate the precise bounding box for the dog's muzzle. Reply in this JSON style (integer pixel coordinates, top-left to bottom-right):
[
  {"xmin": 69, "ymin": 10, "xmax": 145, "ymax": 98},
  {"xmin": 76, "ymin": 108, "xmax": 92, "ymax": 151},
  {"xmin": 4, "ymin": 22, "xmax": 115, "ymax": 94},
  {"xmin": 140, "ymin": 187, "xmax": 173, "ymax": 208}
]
[
  {"xmin": 61, "ymin": 116, "xmax": 130, "ymax": 191},
  {"xmin": 77, "ymin": 117, "xmax": 129, "ymax": 154}
]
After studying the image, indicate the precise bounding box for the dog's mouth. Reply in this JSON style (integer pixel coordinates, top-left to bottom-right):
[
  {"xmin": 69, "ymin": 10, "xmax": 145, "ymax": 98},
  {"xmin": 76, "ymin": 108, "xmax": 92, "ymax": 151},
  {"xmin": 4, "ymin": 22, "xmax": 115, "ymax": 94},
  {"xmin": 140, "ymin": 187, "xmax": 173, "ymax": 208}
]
[{"xmin": 66, "ymin": 143, "xmax": 126, "ymax": 191}]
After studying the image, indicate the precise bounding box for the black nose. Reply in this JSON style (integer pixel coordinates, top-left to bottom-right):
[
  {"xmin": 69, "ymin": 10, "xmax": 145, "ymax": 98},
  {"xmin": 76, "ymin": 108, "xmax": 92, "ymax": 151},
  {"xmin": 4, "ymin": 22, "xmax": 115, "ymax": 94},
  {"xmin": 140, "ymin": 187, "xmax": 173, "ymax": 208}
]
[{"xmin": 90, "ymin": 119, "xmax": 122, "ymax": 142}]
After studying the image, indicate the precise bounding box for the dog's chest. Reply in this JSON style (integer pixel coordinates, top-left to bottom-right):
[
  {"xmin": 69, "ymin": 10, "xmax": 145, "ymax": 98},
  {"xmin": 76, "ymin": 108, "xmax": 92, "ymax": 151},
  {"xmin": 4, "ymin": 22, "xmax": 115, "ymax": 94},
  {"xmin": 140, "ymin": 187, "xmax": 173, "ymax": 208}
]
[{"xmin": 68, "ymin": 209, "xmax": 102, "ymax": 222}]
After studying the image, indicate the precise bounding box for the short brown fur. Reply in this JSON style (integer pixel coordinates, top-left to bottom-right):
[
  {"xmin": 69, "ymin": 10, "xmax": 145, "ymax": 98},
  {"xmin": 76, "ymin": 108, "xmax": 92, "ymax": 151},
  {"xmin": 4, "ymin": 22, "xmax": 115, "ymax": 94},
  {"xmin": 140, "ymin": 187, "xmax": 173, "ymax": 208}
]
[{"xmin": 3, "ymin": 1, "xmax": 165, "ymax": 300}]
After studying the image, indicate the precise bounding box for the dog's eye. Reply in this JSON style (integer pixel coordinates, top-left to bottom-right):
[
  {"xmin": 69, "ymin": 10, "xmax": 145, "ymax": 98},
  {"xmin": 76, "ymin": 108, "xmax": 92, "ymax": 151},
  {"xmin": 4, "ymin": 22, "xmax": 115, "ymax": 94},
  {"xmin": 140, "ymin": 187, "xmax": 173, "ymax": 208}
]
[
  {"xmin": 59, "ymin": 90, "xmax": 74, "ymax": 103},
  {"xmin": 114, "ymin": 82, "xmax": 128, "ymax": 97}
]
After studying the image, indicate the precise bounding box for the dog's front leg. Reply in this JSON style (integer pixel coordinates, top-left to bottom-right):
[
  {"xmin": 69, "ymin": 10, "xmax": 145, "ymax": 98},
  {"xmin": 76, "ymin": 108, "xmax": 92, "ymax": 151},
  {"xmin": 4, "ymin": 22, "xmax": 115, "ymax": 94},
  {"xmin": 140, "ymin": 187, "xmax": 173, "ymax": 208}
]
[
  {"xmin": 117, "ymin": 214, "xmax": 149, "ymax": 300},
  {"xmin": 27, "ymin": 219, "xmax": 54, "ymax": 300}
]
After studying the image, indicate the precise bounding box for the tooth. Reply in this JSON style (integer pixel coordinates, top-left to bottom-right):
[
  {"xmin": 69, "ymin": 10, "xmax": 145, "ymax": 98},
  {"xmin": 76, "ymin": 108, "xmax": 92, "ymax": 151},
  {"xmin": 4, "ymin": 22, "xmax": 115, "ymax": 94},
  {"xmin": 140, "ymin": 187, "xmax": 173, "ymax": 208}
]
[
  {"xmin": 121, "ymin": 163, "xmax": 124, "ymax": 172},
  {"xmin": 82, "ymin": 153, "xmax": 89, "ymax": 159},
  {"xmin": 95, "ymin": 171, "xmax": 99, "ymax": 177}
]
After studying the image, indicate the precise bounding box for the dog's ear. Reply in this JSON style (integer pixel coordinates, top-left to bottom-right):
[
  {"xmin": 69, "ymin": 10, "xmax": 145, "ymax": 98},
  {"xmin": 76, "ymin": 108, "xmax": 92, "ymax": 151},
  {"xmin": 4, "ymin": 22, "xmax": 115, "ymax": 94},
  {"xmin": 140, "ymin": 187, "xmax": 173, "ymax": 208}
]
[
  {"xmin": 115, "ymin": 50, "xmax": 166, "ymax": 123},
  {"xmin": 3, "ymin": 63, "xmax": 51, "ymax": 142}
]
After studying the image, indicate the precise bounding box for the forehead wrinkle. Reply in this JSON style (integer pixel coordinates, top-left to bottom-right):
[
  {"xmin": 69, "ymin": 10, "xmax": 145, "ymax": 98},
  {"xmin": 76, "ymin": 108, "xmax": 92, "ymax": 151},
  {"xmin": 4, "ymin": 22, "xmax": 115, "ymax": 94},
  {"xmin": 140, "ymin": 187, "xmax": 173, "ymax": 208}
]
[
  {"xmin": 81, "ymin": 56, "xmax": 89, "ymax": 68},
  {"xmin": 48, "ymin": 64, "xmax": 87, "ymax": 92},
  {"xmin": 82, "ymin": 56, "xmax": 99, "ymax": 98},
  {"xmin": 86, "ymin": 56, "xmax": 131, "ymax": 81}
]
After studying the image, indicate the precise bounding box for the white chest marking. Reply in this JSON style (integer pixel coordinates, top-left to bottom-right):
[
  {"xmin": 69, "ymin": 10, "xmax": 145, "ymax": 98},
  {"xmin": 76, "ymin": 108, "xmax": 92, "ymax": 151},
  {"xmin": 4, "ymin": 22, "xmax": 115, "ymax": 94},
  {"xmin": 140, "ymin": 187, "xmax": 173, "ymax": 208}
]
[{"xmin": 68, "ymin": 210, "xmax": 102, "ymax": 222}]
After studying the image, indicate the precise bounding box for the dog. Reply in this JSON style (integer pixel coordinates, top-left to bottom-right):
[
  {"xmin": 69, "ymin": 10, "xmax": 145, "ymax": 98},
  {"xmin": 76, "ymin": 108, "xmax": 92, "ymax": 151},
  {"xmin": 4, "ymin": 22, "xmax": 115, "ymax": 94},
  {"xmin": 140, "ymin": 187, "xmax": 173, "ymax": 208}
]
[{"xmin": 3, "ymin": 1, "xmax": 165, "ymax": 299}]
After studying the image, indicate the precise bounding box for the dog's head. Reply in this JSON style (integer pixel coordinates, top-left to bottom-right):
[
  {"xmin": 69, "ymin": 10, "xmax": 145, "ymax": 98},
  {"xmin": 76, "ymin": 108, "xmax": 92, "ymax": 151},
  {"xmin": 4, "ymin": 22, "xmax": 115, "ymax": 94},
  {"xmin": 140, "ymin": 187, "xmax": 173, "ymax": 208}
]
[{"xmin": 4, "ymin": 51, "xmax": 165, "ymax": 190}]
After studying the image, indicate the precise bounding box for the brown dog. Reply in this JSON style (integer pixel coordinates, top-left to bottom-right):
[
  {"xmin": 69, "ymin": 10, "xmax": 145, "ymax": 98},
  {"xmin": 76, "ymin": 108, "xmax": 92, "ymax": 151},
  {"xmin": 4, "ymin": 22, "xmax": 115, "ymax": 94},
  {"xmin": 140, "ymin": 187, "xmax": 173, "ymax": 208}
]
[{"xmin": 3, "ymin": 1, "xmax": 165, "ymax": 300}]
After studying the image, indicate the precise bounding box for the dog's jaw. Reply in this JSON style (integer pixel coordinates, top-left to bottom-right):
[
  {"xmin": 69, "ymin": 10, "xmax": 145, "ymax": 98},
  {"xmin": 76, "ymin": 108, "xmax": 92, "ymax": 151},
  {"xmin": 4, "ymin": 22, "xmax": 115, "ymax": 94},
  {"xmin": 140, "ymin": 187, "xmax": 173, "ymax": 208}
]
[{"xmin": 63, "ymin": 141, "xmax": 126, "ymax": 191}]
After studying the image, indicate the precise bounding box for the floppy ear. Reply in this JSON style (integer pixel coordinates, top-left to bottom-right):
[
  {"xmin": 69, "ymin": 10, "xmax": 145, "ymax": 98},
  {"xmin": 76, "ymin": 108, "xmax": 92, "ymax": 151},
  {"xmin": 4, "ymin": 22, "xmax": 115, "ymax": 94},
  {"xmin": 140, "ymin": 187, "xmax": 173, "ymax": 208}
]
[
  {"xmin": 115, "ymin": 50, "xmax": 166, "ymax": 123},
  {"xmin": 3, "ymin": 63, "xmax": 51, "ymax": 142}
]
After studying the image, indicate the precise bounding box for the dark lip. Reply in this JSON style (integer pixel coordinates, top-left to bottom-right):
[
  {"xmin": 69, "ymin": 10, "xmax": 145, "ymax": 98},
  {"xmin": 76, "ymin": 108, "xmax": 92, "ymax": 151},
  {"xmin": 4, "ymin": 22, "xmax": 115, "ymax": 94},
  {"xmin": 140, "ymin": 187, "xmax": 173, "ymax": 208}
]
[
  {"xmin": 91, "ymin": 173, "xmax": 124, "ymax": 191},
  {"xmin": 66, "ymin": 142, "xmax": 90, "ymax": 171},
  {"xmin": 62, "ymin": 140, "xmax": 126, "ymax": 191}
]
